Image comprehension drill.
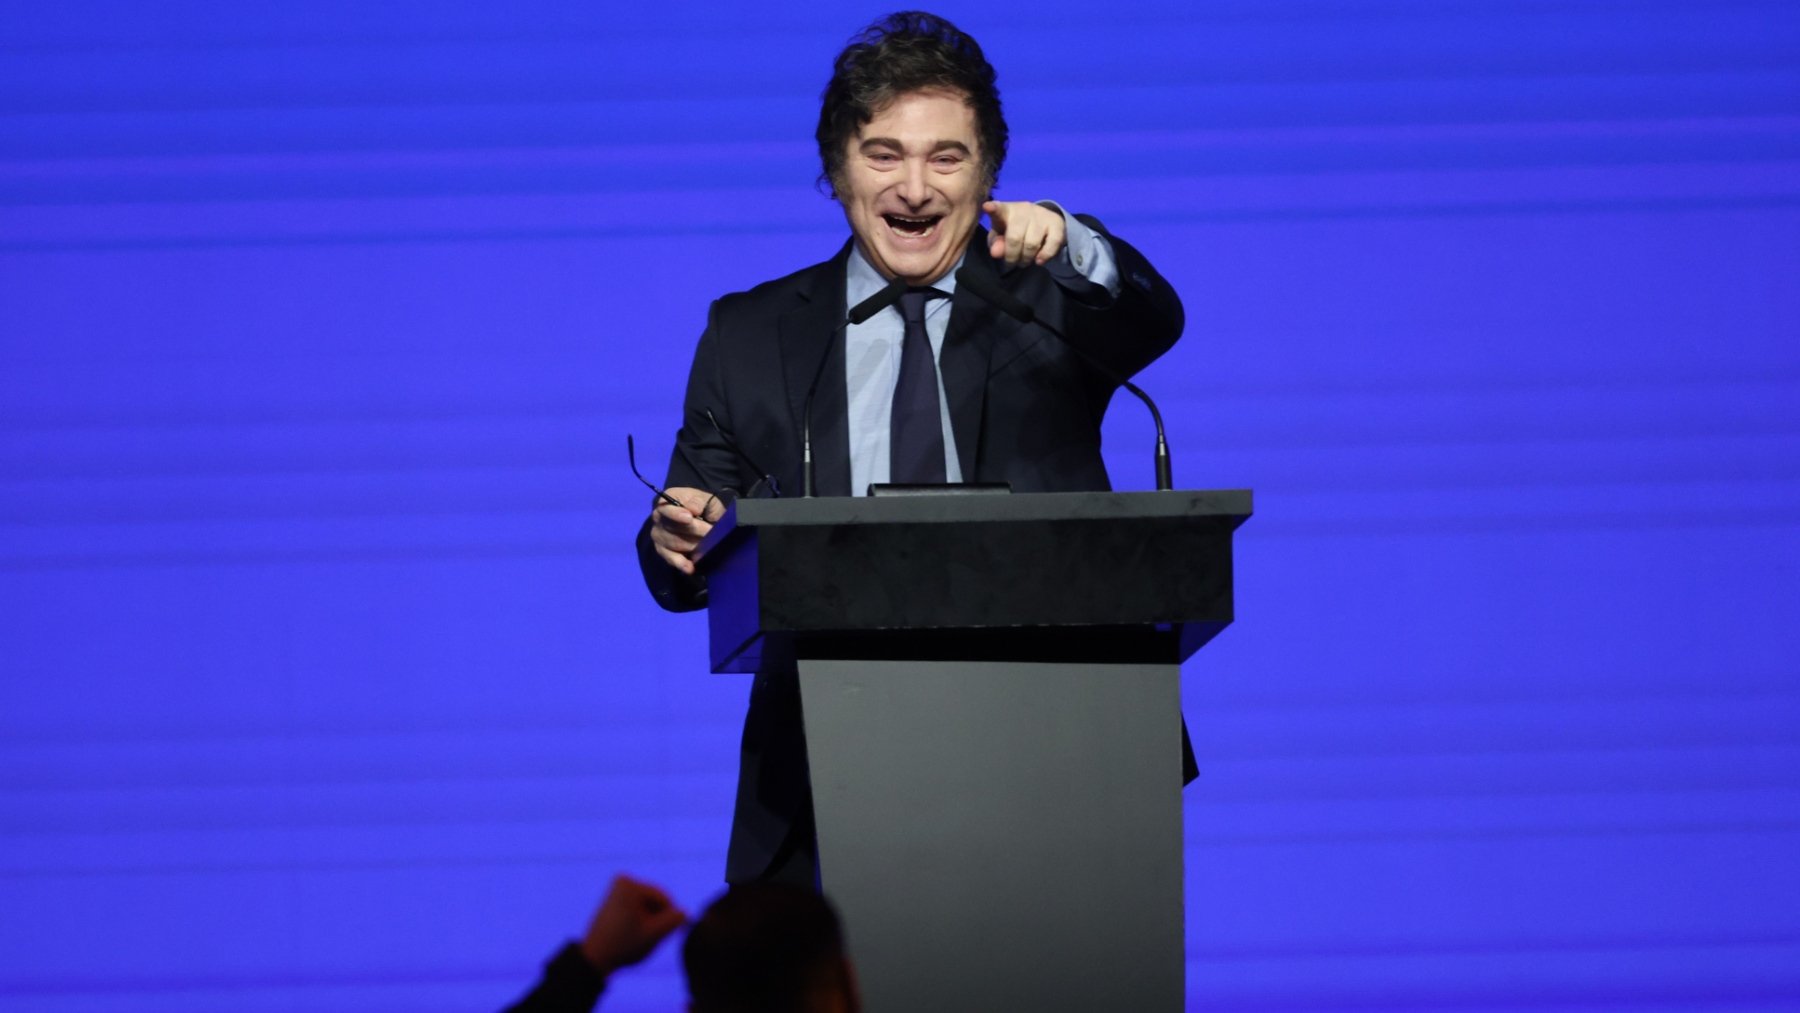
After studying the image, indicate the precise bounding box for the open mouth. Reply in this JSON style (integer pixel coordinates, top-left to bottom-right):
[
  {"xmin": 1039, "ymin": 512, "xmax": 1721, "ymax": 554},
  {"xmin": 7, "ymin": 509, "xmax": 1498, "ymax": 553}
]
[{"xmin": 883, "ymin": 213, "xmax": 942, "ymax": 238}]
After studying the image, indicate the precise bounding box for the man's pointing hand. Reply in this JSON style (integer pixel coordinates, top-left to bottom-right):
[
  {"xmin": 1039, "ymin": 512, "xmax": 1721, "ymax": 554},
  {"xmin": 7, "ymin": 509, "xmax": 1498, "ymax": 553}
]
[{"xmin": 985, "ymin": 200, "xmax": 1066, "ymax": 268}]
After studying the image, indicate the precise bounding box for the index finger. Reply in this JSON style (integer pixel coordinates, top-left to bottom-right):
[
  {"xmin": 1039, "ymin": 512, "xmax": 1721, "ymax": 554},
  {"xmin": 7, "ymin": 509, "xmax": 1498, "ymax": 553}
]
[
  {"xmin": 669, "ymin": 487, "xmax": 717, "ymax": 513},
  {"xmin": 654, "ymin": 500, "xmax": 697, "ymax": 527}
]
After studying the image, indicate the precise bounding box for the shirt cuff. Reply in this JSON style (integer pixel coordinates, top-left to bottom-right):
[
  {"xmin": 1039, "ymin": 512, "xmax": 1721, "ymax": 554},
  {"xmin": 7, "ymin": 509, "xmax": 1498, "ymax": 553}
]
[{"xmin": 1035, "ymin": 199, "xmax": 1122, "ymax": 302}]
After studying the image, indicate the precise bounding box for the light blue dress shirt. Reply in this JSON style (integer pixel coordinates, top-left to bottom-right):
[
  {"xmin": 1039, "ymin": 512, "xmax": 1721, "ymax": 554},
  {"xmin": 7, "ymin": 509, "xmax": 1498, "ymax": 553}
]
[{"xmin": 843, "ymin": 203, "xmax": 1121, "ymax": 495}]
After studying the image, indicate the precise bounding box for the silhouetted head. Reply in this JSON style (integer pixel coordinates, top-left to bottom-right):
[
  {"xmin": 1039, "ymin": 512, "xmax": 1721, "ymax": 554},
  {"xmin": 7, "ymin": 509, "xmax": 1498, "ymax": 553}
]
[{"xmin": 681, "ymin": 883, "xmax": 859, "ymax": 1013}]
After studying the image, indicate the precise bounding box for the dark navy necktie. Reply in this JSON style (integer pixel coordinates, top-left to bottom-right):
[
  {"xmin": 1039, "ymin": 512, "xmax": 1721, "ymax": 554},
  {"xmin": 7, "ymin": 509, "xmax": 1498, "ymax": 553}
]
[{"xmin": 889, "ymin": 287, "xmax": 948, "ymax": 484}]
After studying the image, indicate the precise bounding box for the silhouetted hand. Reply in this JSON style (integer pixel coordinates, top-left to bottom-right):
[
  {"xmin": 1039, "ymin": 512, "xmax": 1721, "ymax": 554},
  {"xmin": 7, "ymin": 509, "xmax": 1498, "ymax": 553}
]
[{"xmin": 578, "ymin": 874, "xmax": 689, "ymax": 973}]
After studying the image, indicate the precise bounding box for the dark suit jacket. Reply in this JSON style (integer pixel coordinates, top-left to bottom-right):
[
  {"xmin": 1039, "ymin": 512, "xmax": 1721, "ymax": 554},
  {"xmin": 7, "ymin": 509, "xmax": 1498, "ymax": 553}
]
[{"xmin": 637, "ymin": 222, "xmax": 1190, "ymax": 882}]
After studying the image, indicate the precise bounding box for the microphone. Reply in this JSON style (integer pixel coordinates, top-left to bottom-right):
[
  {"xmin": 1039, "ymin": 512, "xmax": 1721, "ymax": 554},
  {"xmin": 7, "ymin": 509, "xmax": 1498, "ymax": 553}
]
[
  {"xmin": 955, "ymin": 266, "xmax": 1174, "ymax": 491},
  {"xmin": 849, "ymin": 277, "xmax": 908, "ymax": 327},
  {"xmin": 802, "ymin": 277, "xmax": 908, "ymax": 497}
]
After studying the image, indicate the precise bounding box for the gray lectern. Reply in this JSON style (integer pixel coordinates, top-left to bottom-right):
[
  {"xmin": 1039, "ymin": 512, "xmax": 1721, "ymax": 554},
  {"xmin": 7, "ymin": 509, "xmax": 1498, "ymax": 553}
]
[{"xmin": 694, "ymin": 489, "xmax": 1251, "ymax": 1013}]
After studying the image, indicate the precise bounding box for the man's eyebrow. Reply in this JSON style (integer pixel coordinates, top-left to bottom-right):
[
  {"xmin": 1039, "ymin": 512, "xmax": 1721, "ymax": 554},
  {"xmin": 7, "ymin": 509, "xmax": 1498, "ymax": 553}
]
[{"xmin": 857, "ymin": 137, "xmax": 973, "ymax": 156}]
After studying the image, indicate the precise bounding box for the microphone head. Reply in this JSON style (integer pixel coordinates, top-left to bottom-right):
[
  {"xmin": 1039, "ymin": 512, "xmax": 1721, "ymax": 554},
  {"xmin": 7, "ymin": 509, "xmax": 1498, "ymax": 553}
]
[
  {"xmin": 954, "ymin": 266, "xmax": 1035, "ymax": 324},
  {"xmin": 847, "ymin": 277, "xmax": 908, "ymax": 325}
]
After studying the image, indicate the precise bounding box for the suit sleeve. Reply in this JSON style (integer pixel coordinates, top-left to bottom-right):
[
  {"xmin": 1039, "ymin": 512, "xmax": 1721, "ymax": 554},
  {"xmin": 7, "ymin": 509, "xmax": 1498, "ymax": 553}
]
[
  {"xmin": 500, "ymin": 941, "xmax": 607, "ymax": 1012},
  {"xmin": 1048, "ymin": 214, "xmax": 1184, "ymax": 385},
  {"xmin": 635, "ymin": 299, "xmax": 746, "ymax": 613}
]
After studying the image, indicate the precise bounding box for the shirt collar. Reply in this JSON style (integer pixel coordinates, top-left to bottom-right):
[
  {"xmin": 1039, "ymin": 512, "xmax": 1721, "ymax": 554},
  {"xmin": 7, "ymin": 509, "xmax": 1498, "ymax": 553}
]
[{"xmin": 846, "ymin": 242, "xmax": 964, "ymax": 311}]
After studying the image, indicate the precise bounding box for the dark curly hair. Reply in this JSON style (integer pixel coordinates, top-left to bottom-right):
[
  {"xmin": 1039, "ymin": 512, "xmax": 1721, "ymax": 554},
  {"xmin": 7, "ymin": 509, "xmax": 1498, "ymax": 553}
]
[{"xmin": 815, "ymin": 11, "xmax": 1008, "ymax": 198}]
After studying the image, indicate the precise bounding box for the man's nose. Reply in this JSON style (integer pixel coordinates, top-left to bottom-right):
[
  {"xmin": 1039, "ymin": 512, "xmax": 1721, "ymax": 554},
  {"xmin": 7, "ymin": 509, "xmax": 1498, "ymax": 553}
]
[{"xmin": 897, "ymin": 158, "xmax": 930, "ymax": 205}]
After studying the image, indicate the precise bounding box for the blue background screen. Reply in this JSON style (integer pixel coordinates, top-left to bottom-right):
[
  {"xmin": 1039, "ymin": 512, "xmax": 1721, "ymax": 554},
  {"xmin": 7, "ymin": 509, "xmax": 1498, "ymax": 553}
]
[{"xmin": 3, "ymin": 2, "xmax": 1797, "ymax": 1009}]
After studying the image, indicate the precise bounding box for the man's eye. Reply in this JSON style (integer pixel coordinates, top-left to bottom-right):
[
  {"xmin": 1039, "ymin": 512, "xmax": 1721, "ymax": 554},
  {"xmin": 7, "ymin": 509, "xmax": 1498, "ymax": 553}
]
[{"xmin": 869, "ymin": 153, "xmax": 899, "ymax": 165}]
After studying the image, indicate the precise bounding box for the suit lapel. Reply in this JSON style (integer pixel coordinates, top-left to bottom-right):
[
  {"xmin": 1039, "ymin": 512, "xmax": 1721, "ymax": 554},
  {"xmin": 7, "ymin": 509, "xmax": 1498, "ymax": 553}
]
[
  {"xmin": 779, "ymin": 244, "xmax": 853, "ymax": 497},
  {"xmin": 942, "ymin": 230, "xmax": 1013, "ymax": 483}
]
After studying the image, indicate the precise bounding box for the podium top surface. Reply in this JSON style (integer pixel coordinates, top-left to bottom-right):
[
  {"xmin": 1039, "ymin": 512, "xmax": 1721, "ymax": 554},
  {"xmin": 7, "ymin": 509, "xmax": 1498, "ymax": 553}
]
[{"xmin": 697, "ymin": 488, "xmax": 1251, "ymax": 560}]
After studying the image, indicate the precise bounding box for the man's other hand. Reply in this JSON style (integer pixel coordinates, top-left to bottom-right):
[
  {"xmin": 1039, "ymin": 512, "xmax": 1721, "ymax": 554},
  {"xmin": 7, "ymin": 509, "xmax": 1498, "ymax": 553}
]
[
  {"xmin": 985, "ymin": 200, "xmax": 1066, "ymax": 267},
  {"xmin": 649, "ymin": 486, "xmax": 723, "ymax": 575},
  {"xmin": 578, "ymin": 874, "xmax": 688, "ymax": 974}
]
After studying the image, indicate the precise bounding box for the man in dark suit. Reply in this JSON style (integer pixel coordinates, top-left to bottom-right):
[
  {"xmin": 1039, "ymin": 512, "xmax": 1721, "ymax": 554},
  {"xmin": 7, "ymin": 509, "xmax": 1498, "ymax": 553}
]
[{"xmin": 637, "ymin": 12, "xmax": 1187, "ymax": 887}]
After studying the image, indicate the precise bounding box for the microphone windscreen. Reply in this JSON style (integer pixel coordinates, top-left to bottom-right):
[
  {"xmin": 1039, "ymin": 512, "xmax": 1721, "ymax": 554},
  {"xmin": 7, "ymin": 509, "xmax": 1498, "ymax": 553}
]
[{"xmin": 847, "ymin": 277, "xmax": 908, "ymax": 325}]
